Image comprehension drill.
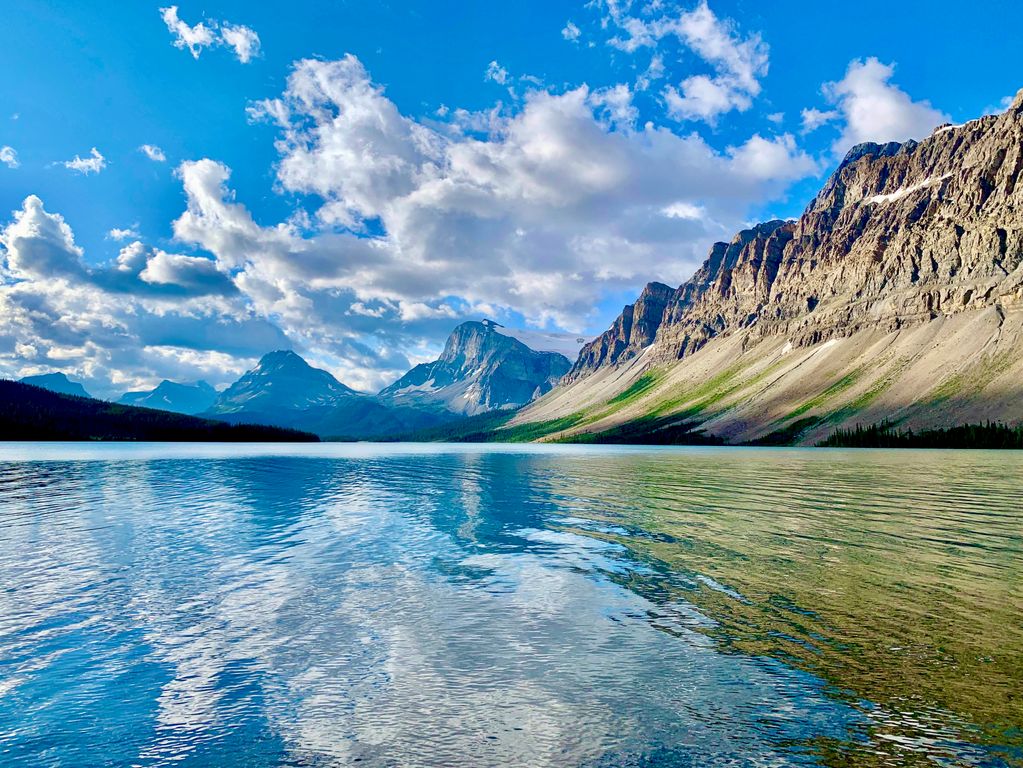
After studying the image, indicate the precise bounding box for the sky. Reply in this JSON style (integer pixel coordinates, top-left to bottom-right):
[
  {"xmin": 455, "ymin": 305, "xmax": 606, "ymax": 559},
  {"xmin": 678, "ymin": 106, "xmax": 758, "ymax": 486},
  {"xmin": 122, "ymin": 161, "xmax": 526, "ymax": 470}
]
[{"xmin": 0, "ymin": 0, "xmax": 1020, "ymax": 397}]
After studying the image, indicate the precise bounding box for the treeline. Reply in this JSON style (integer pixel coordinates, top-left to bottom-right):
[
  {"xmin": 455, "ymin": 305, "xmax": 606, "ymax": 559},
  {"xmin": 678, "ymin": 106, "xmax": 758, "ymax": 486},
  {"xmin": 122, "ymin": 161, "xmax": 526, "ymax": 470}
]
[
  {"xmin": 381, "ymin": 410, "xmax": 516, "ymax": 442},
  {"xmin": 0, "ymin": 380, "xmax": 317, "ymax": 442},
  {"xmin": 819, "ymin": 421, "xmax": 1023, "ymax": 449}
]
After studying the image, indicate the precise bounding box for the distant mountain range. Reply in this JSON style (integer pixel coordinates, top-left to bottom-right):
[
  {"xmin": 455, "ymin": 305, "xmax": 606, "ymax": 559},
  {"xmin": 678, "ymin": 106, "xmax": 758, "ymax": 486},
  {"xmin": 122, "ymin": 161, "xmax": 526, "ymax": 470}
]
[
  {"xmin": 202, "ymin": 322, "xmax": 573, "ymax": 439},
  {"xmin": 0, "ymin": 380, "xmax": 315, "ymax": 442},
  {"xmin": 8, "ymin": 321, "xmax": 574, "ymax": 441},
  {"xmin": 202, "ymin": 349, "xmax": 438, "ymax": 439},
  {"xmin": 118, "ymin": 380, "xmax": 217, "ymax": 415}
]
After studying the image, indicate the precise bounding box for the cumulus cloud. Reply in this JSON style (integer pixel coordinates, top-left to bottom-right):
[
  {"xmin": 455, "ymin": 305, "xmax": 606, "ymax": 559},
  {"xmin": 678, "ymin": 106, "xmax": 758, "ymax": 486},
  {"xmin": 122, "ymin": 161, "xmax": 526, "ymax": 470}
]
[
  {"xmin": 241, "ymin": 55, "xmax": 816, "ymax": 330},
  {"xmin": 800, "ymin": 107, "xmax": 839, "ymax": 134},
  {"xmin": 140, "ymin": 144, "xmax": 167, "ymax": 162},
  {"xmin": 63, "ymin": 147, "xmax": 106, "ymax": 175},
  {"xmin": 561, "ymin": 21, "xmax": 581, "ymax": 42},
  {"xmin": 108, "ymin": 226, "xmax": 140, "ymax": 241},
  {"xmin": 0, "ymin": 146, "xmax": 18, "ymax": 169},
  {"xmin": 608, "ymin": 1, "xmax": 768, "ymax": 123},
  {"xmin": 159, "ymin": 6, "xmax": 260, "ymax": 63},
  {"xmin": 821, "ymin": 58, "xmax": 948, "ymax": 154},
  {"xmin": 0, "ymin": 195, "xmax": 272, "ymax": 394}
]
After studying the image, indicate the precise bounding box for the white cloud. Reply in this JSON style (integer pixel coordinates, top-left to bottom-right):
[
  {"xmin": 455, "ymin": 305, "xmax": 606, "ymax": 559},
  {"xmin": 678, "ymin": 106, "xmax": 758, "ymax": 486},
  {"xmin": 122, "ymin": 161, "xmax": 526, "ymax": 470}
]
[
  {"xmin": 108, "ymin": 226, "xmax": 140, "ymax": 241},
  {"xmin": 0, "ymin": 146, "xmax": 18, "ymax": 169},
  {"xmin": 766, "ymin": 112, "xmax": 784, "ymax": 125},
  {"xmin": 727, "ymin": 133, "xmax": 818, "ymax": 181},
  {"xmin": 561, "ymin": 21, "xmax": 581, "ymax": 42},
  {"xmin": 159, "ymin": 6, "xmax": 260, "ymax": 63},
  {"xmin": 220, "ymin": 23, "xmax": 261, "ymax": 63},
  {"xmin": 0, "ymin": 195, "xmax": 285, "ymax": 395},
  {"xmin": 609, "ymin": 1, "xmax": 768, "ymax": 123},
  {"xmin": 159, "ymin": 6, "xmax": 216, "ymax": 59},
  {"xmin": 662, "ymin": 201, "xmax": 704, "ymax": 220},
  {"xmin": 485, "ymin": 60, "xmax": 509, "ymax": 85},
  {"xmin": 800, "ymin": 107, "xmax": 839, "ymax": 134},
  {"xmin": 63, "ymin": 147, "xmax": 106, "ymax": 175},
  {"xmin": 822, "ymin": 58, "xmax": 948, "ymax": 155},
  {"xmin": 242, "ymin": 55, "xmax": 816, "ymax": 329},
  {"xmin": 2, "ymin": 195, "xmax": 87, "ymax": 280},
  {"xmin": 140, "ymin": 144, "xmax": 167, "ymax": 162}
]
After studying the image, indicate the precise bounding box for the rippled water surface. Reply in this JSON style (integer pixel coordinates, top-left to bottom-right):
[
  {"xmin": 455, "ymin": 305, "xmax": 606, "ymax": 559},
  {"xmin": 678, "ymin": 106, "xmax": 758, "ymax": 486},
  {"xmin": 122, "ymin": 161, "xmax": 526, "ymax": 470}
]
[{"xmin": 0, "ymin": 443, "xmax": 1020, "ymax": 767}]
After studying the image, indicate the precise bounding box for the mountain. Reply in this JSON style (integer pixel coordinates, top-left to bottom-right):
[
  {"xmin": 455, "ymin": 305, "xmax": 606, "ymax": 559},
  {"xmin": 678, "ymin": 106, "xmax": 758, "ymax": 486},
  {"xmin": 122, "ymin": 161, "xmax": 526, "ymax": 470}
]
[
  {"xmin": 210, "ymin": 350, "xmax": 359, "ymax": 414},
  {"xmin": 205, "ymin": 350, "xmax": 444, "ymax": 439},
  {"xmin": 118, "ymin": 380, "xmax": 217, "ymax": 415},
  {"xmin": 18, "ymin": 372, "xmax": 92, "ymax": 399},
  {"xmin": 569, "ymin": 282, "xmax": 674, "ymax": 378},
  {"xmin": 379, "ymin": 321, "xmax": 572, "ymax": 416},
  {"xmin": 508, "ymin": 89, "xmax": 1023, "ymax": 445},
  {"xmin": 0, "ymin": 380, "xmax": 315, "ymax": 441}
]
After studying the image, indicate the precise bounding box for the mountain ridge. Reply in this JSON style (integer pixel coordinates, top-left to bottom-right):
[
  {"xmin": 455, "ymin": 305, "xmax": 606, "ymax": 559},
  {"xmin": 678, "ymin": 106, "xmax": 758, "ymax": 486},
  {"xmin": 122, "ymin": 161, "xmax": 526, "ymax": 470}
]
[
  {"xmin": 507, "ymin": 88, "xmax": 1023, "ymax": 445},
  {"xmin": 18, "ymin": 372, "xmax": 92, "ymax": 399},
  {"xmin": 118, "ymin": 380, "xmax": 217, "ymax": 415}
]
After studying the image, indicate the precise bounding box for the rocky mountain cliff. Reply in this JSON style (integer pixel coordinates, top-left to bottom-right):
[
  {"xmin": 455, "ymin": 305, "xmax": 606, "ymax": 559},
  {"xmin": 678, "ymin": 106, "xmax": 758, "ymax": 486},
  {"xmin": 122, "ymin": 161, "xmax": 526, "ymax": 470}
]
[
  {"xmin": 510, "ymin": 89, "xmax": 1023, "ymax": 445},
  {"xmin": 118, "ymin": 380, "xmax": 217, "ymax": 415},
  {"xmin": 381, "ymin": 321, "xmax": 571, "ymax": 416},
  {"xmin": 568, "ymin": 282, "xmax": 673, "ymax": 378}
]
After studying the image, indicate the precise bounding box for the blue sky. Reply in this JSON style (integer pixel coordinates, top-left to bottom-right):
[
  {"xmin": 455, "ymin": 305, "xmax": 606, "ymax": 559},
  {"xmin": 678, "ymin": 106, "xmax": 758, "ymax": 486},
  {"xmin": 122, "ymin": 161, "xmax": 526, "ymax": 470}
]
[{"xmin": 1, "ymin": 0, "xmax": 1020, "ymax": 395}]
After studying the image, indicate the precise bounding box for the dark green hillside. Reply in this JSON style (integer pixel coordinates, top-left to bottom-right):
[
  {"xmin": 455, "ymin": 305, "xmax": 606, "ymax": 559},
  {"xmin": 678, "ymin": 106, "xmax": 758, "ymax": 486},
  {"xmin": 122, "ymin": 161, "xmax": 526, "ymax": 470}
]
[{"xmin": 0, "ymin": 380, "xmax": 317, "ymax": 442}]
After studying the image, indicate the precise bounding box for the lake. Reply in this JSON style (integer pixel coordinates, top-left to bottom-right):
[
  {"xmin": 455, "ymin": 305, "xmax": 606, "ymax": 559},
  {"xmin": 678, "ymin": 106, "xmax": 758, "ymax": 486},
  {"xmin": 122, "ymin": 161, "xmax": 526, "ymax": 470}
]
[{"xmin": 0, "ymin": 443, "xmax": 1020, "ymax": 767}]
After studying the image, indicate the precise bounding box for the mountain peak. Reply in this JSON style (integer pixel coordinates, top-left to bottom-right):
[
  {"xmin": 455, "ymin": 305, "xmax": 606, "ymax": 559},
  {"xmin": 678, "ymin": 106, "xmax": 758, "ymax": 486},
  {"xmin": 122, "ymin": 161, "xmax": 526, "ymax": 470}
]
[
  {"xmin": 117, "ymin": 379, "xmax": 218, "ymax": 415},
  {"xmin": 209, "ymin": 350, "xmax": 358, "ymax": 416},
  {"xmin": 256, "ymin": 349, "xmax": 308, "ymax": 369},
  {"xmin": 381, "ymin": 320, "xmax": 571, "ymax": 416},
  {"xmin": 18, "ymin": 372, "xmax": 92, "ymax": 399}
]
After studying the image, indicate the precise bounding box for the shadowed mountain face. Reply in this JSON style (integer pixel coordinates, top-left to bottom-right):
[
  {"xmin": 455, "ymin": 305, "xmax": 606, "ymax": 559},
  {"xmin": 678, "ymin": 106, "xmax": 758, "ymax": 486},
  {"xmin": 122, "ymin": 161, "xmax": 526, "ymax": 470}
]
[
  {"xmin": 118, "ymin": 380, "xmax": 217, "ymax": 415},
  {"xmin": 210, "ymin": 351, "xmax": 359, "ymax": 414},
  {"xmin": 18, "ymin": 372, "xmax": 92, "ymax": 399},
  {"xmin": 205, "ymin": 351, "xmax": 446, "ymax": 439},
  {"xmin": 511, "ymin": 90, "xmax": 1023, "ymax": 445},
  {"xmin": 380, "ymin": 322, "xmax": 572, "ymax": 416}
]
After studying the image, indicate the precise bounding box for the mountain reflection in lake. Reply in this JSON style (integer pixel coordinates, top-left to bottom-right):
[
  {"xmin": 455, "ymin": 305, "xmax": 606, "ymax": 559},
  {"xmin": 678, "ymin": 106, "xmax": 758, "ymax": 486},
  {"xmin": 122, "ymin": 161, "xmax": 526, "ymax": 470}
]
[{"xmin": 0, "ymin": 443, "xmax": 1019, "ymax": 767}]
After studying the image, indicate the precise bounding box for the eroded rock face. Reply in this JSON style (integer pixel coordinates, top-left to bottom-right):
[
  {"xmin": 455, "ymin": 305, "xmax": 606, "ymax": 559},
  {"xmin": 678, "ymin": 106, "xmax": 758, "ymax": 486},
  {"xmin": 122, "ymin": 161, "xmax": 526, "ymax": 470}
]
[
  {"xmin": 381, "ymin": 321, "xmax": 572, "ymax": 415},
  {"xmin": 568, "ymin": 282, "xmax": 674, "ymax": 378},
  {"xmin": 580, "ymin": 89, "xmax": 1023, "ymax": 370}
]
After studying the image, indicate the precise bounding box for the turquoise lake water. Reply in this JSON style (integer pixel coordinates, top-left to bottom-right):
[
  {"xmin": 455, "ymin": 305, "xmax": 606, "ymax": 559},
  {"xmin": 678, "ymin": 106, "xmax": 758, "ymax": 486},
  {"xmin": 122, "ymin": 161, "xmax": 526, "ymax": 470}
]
[{"xmin": 0, "ymin": 443, "xmax": 1020, "ymax": 767}]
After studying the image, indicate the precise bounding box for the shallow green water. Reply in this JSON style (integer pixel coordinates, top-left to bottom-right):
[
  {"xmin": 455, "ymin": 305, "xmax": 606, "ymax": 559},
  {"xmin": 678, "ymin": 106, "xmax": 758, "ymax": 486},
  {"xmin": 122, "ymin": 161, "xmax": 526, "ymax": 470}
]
[{"xmin": 0, "ymin": 443, "xmax": 1019, "ymax": 766}]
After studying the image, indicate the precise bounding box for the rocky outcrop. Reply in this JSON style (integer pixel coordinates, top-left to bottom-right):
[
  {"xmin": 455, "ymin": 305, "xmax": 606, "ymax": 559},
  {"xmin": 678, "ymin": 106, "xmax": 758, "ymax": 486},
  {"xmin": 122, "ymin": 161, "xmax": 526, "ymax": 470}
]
[
  {"xmin": 381, "ymin": 321, "xmax": 571, "ymax": 416},
  {"xmin": 568, "ymin": 282, "xmax": 674, "ymax": 378}
]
